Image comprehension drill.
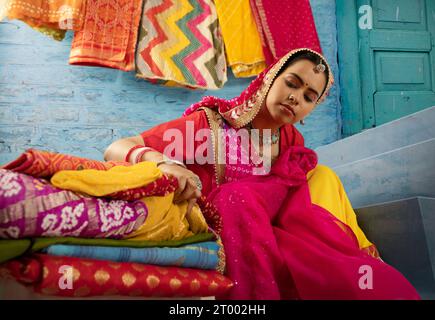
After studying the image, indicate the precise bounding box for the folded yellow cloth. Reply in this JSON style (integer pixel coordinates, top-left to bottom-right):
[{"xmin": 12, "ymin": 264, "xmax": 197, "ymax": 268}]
[
  {"xmin": 51, "ymin": 161, "xmax": 208, "ymax": 241},
  {"xmin": 51, "ymin": 161, "xmax": 162, "ymax": 197},
  {"xmin": 214, "ymin": 0, "xmax": 266, "ymax": 78},
  {"xmin": 125, "ymin": 193, "xmax": 209, "ymax": 241}
]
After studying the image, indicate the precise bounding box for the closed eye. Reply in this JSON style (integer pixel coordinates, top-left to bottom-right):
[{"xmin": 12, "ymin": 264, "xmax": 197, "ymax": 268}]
[
  {"xmin": 285, "ymin": 80, "xmax": 297, "ymax": 88},
  {"xmin": 286, "ymin": 80, "xmax": 315, "ymax": 103},
  {"xmin": 304, "ymin": 95, "xmax": 314, "ymax": 103}
]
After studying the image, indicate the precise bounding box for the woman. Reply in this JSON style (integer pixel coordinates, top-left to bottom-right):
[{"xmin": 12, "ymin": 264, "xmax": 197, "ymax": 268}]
[{"xmin": 104, "ymin": 48, "xmax": 420, "ymax": 300}]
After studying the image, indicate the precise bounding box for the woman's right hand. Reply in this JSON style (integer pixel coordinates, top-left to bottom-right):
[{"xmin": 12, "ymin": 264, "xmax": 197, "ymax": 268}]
[{"xmin": 157, "ymin": 163, "xmax": 202, "ymax": 214}]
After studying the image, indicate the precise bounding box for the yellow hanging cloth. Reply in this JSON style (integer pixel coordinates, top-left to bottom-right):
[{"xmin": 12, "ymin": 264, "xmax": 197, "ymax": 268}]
[{"xmin": 214, "ymin": 0, "xmax": 266, "ymax": 78}]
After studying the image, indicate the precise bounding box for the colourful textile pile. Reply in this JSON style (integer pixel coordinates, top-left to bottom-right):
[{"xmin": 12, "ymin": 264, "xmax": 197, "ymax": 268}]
[
  {"xmin": 0, "ymin": 149, "xmax": 232, "ymax": 298},
  {"xmin": 2, "ymin": 0, "xmax": 323, "ymax": 87}
]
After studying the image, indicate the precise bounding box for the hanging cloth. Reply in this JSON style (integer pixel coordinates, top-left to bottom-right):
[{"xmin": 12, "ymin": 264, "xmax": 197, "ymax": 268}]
[
  {"xmin": 214, "ymin": 0, "xmax": 266, "ymax": 78},
  {"xmin": 249, "ymin": 0, "xmax": 322, "ymax": 65},
  {"xmin": 4, "ymin": 0, "xmax": 86, "ymax": 41},
  {"xmin": 135, "ymin": 0, "xmax": 227, "ymax": 90},
  {"xmin": 69, "ymin": 0, "xmax": 143, "ymax": 71}
]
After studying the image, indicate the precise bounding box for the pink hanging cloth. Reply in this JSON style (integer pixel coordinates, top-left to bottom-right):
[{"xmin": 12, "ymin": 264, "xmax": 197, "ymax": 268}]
[{"xmin": 250, "ymin": 0, "xmax": 323, "ymax": 65}]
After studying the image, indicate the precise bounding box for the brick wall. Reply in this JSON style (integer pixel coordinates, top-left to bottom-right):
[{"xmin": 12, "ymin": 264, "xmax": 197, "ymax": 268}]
[{"xmin": 0, "ymin": 0, "xmax": 340, "ymax": 164}]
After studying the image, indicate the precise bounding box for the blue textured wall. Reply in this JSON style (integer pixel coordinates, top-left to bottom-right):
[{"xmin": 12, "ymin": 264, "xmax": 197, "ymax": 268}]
[{"xmin": 0, "ymin": 0, "xmax": 340, "ymax": 165}]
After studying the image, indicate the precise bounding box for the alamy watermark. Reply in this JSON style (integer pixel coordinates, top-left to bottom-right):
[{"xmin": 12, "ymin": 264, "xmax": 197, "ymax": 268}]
[
  {"xmin": 161, "ymin": 121, "xmax": 275, "ymax": 175},
  {"xmin": 58, "ymin": 265, "xmax": 74, "ymax": 290},
  {"xmin": 358, "ymin": 5, "xmax": 373, "ymax": 30},
  {"xmin": 358, "ymin": 265, "xmax": 373, "ymax": 290}
]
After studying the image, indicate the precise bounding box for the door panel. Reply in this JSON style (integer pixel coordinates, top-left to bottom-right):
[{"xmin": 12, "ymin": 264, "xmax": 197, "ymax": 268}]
[
  {"xmin": 357, "ymin": 0, "xmax": 435, "ymax": 127},
  {"xmin": 374, "ymin": 0, "xmax": 426, "ymax": 30},
  {"xmin": 375, "ymin": 92, "xmax": 435, "ymax": 124},
  {"xmin": 374, "ymin": 51, "xmax": 432, "ymax": 91}
]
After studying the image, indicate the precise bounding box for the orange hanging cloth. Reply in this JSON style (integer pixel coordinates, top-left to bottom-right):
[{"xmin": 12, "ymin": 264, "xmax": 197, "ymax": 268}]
[
  {"xmin": 69, "ymin": 0, "xmax": 143, "ymax": 71},
  {"xmin": 4, "ymin": 0, "xmax": 86, "ymax": 40}
]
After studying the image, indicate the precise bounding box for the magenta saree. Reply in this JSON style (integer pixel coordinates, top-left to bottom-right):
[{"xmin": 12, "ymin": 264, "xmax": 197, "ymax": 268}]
[{"xmin": 208, "ymin": 146, "xmax": 420, "ymax": 300}]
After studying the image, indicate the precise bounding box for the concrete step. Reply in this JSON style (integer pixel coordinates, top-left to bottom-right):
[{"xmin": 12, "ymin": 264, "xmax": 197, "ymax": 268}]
[
  {"xmin": 316, "ymin": 106, "xmax": 435, "ymax": 168},
  {"xmin": 331, "ymin": 137, "xmax": 435, "ymax": 208},
  {"xmin": 355, "ymin": 196, "xmax": 435, "ymax": 300}
]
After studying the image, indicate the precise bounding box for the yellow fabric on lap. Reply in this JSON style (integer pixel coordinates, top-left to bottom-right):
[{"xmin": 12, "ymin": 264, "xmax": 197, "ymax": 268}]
[
  {"xmin": 307, "ymin": 164, "xmax": 373, "ymax": 250},
  {"xmin": 124, "ymin": 193, "xmax": 209, "ymax": 241},
  {"xmin": 51, "ymin": 161, "xmax": 162, "ymax": 196}
]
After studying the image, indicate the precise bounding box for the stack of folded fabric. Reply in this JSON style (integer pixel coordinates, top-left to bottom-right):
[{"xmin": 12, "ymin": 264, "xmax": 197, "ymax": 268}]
[{"xmin": 0, "ymin": 149, "xmax": 232, "ymax": 299}]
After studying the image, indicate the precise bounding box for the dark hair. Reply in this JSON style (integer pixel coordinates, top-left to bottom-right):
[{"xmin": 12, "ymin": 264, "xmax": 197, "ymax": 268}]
[{"xmin": 276, "ymin": 51, "xmax": 330, "ymax": 97}]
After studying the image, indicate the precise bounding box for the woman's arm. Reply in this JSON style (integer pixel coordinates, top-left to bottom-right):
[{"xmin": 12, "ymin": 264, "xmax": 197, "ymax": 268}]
[
  {"xmin": 103, "ymin": 135, "xmax": 201, "ymax": 212},
  {"xmin": 103, "ymin": 135, "xmax": 164, "ymax": 163}
]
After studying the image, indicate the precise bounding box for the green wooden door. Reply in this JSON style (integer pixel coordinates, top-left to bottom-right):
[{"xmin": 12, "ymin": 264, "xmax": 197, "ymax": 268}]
[{"xmin": 338, "ymin": 0, "xmax": 435, "ymax": 135}]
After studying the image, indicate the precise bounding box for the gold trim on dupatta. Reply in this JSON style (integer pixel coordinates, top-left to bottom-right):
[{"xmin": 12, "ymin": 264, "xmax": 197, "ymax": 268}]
[
  {"xmin": 220, "ymin": 48, "xmax": 334, "ymax": 129},
  {"xmin": 198, "ymin": 107, "xmax": 226, "ymax": 186}
]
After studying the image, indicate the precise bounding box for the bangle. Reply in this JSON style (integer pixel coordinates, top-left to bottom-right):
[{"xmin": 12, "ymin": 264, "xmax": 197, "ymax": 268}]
[
  {"xmin": 135, "ymin": 147, "xmax": 156, "ymax": 164},
  {"xmin": 125, "ymin": 145, "xmax": 144, "ymax": 163},
  {"xmin": 156, "ymin": 158, "xmax": 187, "ymax": 169}
]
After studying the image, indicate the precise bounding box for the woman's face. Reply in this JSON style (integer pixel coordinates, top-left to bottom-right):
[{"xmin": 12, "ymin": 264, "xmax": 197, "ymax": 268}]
[{"xmin": 264, "ymin": 59, "xmax": 327, "ymax": 125}]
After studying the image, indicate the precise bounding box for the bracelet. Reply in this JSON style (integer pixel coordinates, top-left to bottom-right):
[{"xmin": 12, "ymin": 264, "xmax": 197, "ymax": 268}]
[
  {"xmin": 125, "ymin": 145, "xmax": 144, "ymax": 163},
  {"xmin": 155, "ymin": 158, "xmax": 187, "ymax": 169},
  {"xmin": 134, "ymin": 147, "xmax": 156, "ymax": 164}
]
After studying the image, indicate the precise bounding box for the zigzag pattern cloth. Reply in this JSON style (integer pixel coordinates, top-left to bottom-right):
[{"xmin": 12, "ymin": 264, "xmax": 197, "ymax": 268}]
[{"xmin": 135, "ymin": 0, "xmax": 227, "ymax": 90}]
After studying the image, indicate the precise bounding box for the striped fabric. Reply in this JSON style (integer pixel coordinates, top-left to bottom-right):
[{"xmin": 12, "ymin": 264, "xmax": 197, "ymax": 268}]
[
  {"xmin": 135, "ymin": 0, "xmax": 227, "ymax": 90},
  {"xmin": 43, "ymin": 241, "xmax": 223, "ymax": 271}
]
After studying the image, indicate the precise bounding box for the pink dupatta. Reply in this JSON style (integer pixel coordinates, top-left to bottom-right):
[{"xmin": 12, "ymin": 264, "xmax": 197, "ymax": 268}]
[{"xmin": 208, "ymin": 146, "xmax": 420, "ymax": 300}]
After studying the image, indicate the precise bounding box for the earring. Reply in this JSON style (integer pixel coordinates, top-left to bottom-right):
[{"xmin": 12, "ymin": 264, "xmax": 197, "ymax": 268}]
[
  {"xmin": 314, "ymin": 63, "xmax": 326, "ymax": 73},
  {"xmin": 299, "ymin": 119, "xmax": 305, "ymax": 125}
]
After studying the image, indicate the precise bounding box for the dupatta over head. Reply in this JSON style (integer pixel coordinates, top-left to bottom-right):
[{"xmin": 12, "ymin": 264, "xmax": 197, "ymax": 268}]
[{"xmin": 183, "ymin": 48, "xmax": 334, "ymax": 128}]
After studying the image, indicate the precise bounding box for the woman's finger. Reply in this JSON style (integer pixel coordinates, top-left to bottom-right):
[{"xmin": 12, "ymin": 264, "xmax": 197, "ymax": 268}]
[
  {"xmin": 175, "ymin": 178, "xmax": 197, "ymax": 203},
  {"xmin": 174, "ymin": 176, "xmax": 187, "ymax": 201},
  {"xmin": 186, "ymin": 198, "xmax": 197, "ymax": 216}
]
